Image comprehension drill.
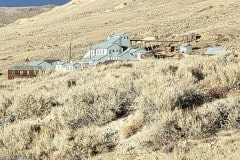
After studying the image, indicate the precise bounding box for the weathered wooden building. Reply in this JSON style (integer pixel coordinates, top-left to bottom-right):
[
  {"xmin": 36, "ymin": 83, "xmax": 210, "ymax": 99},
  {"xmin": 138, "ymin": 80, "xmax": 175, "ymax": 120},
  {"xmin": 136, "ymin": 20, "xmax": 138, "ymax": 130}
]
[
  {"xmin": 181, "ymin": 33, "xmax": 201, "ymax": 43},
  {"xmin": 7, "ymin": 65, "xmax": 43, "ymax": 80}
]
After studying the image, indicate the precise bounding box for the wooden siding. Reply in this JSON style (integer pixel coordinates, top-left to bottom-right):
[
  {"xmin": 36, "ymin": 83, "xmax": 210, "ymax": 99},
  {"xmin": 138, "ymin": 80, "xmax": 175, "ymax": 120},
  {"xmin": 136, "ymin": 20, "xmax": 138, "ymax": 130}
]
[{"xmin": 7, "ymin": 69, "xmax": 43, "ymax": 80}]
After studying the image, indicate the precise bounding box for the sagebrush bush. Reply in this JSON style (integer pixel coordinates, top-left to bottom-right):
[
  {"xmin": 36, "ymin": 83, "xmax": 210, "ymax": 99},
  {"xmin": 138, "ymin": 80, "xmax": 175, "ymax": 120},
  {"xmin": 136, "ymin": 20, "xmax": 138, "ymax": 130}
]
[{"xmin": 0, "ymin": 56, "xmax": 240, "ymax": 159}]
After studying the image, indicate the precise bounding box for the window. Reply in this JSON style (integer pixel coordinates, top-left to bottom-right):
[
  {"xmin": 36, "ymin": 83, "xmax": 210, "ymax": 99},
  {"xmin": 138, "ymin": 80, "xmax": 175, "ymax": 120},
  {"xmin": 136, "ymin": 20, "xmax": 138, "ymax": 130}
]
[
  {"xmin": 113, "ymin": 50, "xmax": 115, "ymax": 52},
  {"xmin": 34, "ymin": 71, "xmax": 37, "ymax": 75},
  {"xmin": 27, "ymin": 71, "xmax": 30, "ymax": 75},
  {"xmin": 68, "ymin": 66, "xmax": 74, "ymax": 71},
  {"xmin": 12, "ymin": 70, "xmax": 15, "ymax": 75},
  {"xmin": 20, "ymin": 71, "xmax": 23, "ymax": 75}
]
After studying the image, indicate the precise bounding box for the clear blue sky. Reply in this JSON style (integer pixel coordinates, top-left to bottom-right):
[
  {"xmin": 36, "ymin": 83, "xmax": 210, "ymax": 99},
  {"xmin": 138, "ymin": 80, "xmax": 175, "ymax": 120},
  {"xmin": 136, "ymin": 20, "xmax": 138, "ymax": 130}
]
[{"xmin": 0, "ymin": 0, "xmax": 69, "ymax": 7}]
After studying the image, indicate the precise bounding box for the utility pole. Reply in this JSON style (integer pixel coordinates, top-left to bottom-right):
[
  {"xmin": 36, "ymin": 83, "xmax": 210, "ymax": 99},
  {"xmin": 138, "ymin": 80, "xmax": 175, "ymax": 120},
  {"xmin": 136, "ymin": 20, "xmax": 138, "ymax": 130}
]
[{"xmin": 69, "ymin": 43, "xmax": 72, "ymax": 62}]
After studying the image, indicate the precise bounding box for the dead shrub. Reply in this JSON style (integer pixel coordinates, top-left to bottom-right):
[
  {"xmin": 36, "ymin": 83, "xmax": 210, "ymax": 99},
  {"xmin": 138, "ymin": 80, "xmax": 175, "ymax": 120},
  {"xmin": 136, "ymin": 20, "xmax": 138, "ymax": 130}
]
[
  {"xmin": 172, "ymin": 90, "xmax": 207, "ymax": 110},
  {"xmin": 118, "ymin": 63, "xmax": 133, "ymax": 68},
  {"xmin": 66, "ymin": 87, "xmax": 136, "ymax": 129},
  {"xmin": 1, "ymin": 96, "xmax": 13, "ymax": 109},
  {"xmin": 191, "ymin": 68, "xmax": 205, "ymax": 82},
  {"xmin": 208, "ymin": 86, "xmax": 230, "ymax": 99},
  {"xmin": 169, "ymin": 65, "xmax": 178, "ymax": 74},
  {"xmin": 120, "ymin": 112, "xmax": 144, "ymax": 138},
  {"xmin": 69, "ymin": 128, "xmax": 118, "ymax": 159},
  {"xmin": 201, "ymin": 105, "xmax": 230, "ymax": 136},
  {"xmin": 67, "ymin": 79, "xmax": 77, "ymax": 88},
  {"xmin": 152, "ymin": 120, "xmax": 183, "ymax": 150},
  {"xmin": 8, "ymin": 94, "xmax": 61, "ymax": 119}
]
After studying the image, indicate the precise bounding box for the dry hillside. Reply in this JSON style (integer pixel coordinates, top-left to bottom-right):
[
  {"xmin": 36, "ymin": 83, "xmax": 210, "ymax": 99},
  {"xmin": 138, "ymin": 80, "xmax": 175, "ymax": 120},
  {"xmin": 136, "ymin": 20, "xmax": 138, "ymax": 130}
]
[
  {"xmin": 0, "ymin": 0, "xmax": 240, "ymax": 159},
  {"xmin": 0, "ymin": 5, "xmax": 55, "ymax": 27}
]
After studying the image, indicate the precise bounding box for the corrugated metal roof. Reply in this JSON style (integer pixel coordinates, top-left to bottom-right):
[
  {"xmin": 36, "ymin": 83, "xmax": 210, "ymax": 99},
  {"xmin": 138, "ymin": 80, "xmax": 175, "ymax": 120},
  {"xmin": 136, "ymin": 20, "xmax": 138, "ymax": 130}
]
[
  {"xmin": 28, "ymin": 60, "xmax": 44, "ymax": 66},
  {"xmin": 92, "ymin": 37, "xmax": 120, "ymax": 49},
  {"xmin": 181, "ymin": 43, "xmax": 191, "ymax": 47},
  {"xmin": 111, "ymin": 32, "xmax": 128, "ymax": 36},
  {"xmin": 56, "ymin": 61, "xmax": 67, "ymax": 65},
  {"xmin": 65, "ymin": 62, "xmax": 79, "ymax": 67},
  {"xmin": 9, "ymin": 65, "xmax": 42, "ymax": 70},
  {"xmin": 205, "ymin": 48, "xmax": 226, "ymax": 55}
]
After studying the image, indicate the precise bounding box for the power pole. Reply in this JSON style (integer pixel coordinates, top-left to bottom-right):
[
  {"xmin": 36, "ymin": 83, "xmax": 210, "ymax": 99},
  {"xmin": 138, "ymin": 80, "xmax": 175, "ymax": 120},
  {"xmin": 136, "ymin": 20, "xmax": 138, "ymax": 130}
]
[{"xmin": 69, "ymin": 43, "xmax": 72, "ymax": 62}]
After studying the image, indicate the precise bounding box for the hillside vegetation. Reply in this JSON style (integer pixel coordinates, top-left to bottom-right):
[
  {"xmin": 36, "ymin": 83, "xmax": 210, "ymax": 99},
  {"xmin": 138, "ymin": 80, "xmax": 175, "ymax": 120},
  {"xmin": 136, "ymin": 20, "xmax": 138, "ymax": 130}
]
[
  {"xmin": 1, "ymin": 55, "xmax": 240, "ymax": 159},
  {"xmin": 0, "ymin": 0, "xmax": 240, "ymax": 159}
]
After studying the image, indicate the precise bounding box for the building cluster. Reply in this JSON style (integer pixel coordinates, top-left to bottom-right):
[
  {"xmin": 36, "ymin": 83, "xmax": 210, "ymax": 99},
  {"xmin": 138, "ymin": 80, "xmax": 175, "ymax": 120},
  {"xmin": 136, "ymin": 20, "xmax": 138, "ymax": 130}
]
[
  {"xmin": 7, "ymin": 60, "xmax": 83, "ymax": 80},
  {"xmin": 81, "ymin": 32, "xmax": 146, "ymax": 65},
  {"xmin": 7, "ymin": 32, "xmax": 147, "ymax": 80},
  {"xmin": 7, "ymin": 32, "xmax": 228, "ymax": 80}
]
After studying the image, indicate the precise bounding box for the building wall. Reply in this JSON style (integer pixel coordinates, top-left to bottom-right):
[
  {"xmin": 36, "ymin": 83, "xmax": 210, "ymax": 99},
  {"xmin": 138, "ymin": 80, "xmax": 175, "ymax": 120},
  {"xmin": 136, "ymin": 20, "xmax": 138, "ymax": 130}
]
[
  {"xmin": 109, "ymin": 33, "xmax": 131, "ymax": 47},
  {"xmin": 120, "ymin": 33, "xmax": 131, "ymax": 47},
  {"xmin": 107, "ymin": 44, "xmax": 122, "ymax": 55},
  {"xmin": 7, "ymin": 70, "xmax": 40, "ymax": 80},
  {"xmin": 96, "ymin": 49, "xmax": 107, "ymax": 55},
  {"xmin": 180, "ymin": 46, "xmax": 192, "ymax": 53}
]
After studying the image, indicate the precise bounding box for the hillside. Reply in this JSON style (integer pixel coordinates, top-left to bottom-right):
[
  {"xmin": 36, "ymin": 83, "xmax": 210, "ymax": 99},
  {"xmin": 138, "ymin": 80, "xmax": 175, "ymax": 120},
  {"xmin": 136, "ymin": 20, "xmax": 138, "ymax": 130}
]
[
  {"xmin": 0, "ymin": 5, "xmax": 55, "ymax": 27},
  {"xmin": 0, "ymin": 0, "xmax": 240, "ymax": 159},
  {"xmin": 0, "ymin": 0, "xmax": 240, "ymax": 69}
]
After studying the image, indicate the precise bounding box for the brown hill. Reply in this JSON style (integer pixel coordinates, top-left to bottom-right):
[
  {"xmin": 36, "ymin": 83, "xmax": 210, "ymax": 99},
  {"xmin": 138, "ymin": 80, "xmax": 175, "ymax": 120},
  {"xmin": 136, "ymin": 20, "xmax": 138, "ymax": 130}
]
[
  {"xmin": 0, "ymin": 5, "xmax": 55, "ymax": 27},
  {"xmin": 0, "ymin": 0, "xmax": 240, "ymax": 159},
  {"xmin": 0, "ymin": 0, "xmax": 240, "ymax": 68}
]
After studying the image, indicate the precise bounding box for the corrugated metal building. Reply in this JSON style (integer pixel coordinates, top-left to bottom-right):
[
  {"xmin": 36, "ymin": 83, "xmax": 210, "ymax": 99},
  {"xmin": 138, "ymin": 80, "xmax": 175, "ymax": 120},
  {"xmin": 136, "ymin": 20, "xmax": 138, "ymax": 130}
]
[
  {"xmin": 82, "ymin": 32, "xmax": 147, "ymax": 65},
  {"xmin": 205, "ymin": 47, "xmax": 226, "ymax": 55},
  {"xmin": 180, "ymin": 43, "xmax": 192, "ymax": 53},
  {"xmin": 55, "ymin": 61, "xmax": 82, "ymax": 72},
  {"xmin": 28, "ymin": 59, "xmax": 60, "ymax": 70}
]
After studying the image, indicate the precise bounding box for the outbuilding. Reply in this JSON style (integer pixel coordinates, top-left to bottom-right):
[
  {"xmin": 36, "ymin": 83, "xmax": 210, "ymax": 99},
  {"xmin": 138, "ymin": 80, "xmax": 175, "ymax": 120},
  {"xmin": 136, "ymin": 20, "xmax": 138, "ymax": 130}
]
[
  {"xmin": 180, "ymin": 43, "xmax": 192, "ymax": 53},
  {"xmin": 7, "ymin": 65, "xmax": 43, "ymax": 80},
  {"xmin": 205, "ymin": 47, "xmax": 226, "ymax": 55},
  {"xmin": 55, "ymin": 61, "xmax": 82, "ymax": 72}
]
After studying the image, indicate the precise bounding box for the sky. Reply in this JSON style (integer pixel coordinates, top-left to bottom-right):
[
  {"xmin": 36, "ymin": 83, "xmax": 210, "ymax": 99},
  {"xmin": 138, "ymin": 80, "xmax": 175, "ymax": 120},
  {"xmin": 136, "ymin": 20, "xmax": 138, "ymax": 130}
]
[{"xmin": 0, "ymin": 0, "xmax": 69, "ymax": 7}]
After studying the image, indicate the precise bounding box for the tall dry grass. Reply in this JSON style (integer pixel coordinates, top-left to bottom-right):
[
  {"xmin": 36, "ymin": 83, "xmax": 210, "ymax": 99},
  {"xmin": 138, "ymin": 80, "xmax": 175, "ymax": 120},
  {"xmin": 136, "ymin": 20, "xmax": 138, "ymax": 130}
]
[{"xmin": 0, "ymin": 54, "xmax": 240, "ymax": 159}]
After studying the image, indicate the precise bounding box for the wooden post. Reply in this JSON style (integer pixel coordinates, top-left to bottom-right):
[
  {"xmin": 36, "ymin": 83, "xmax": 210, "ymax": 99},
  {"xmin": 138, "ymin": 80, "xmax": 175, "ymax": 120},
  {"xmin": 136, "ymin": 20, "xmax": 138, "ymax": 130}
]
[{"xmin": 69, "ymin": 43, "xmax": 72, "ymax": 62}]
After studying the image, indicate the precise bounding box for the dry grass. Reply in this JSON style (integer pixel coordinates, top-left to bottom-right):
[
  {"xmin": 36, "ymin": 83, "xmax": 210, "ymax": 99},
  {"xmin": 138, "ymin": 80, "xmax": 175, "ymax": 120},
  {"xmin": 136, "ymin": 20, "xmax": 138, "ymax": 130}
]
[
  {"xmin": 0, "ymin": 55, "xmax": 239, "ymax": 159},
  {"xmin": 0, "ymin": 0, "xmax": 240, "ymax": 159},
  {"xmin": 0, "ymin": 5, "xmax": 55, "ymax": 27}
]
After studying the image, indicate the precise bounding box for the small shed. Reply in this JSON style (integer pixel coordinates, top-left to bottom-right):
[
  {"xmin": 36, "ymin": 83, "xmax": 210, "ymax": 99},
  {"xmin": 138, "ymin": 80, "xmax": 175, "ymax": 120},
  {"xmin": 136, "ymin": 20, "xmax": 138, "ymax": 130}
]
[
  {"xmin": 55, "ymin": 61, "xmax": 68, "ymax": 71},
  {"xmin": 205, "ymin": 47, "xmax": 226, "ymax": 55},
  {"xmin": 181, "ymin": 33, "xmax": 201, "ymax": 43},
  {"xmin": 180, "ymin": 43, "xmax": 192, "ymax": 53},
  {"xmin": 7, "ymin": 65, "xmax": 43, "ymax": 80},
  {"xmin": 65, "ymin": 61, "xmax": 82, "ymax": 71},
  {"xmin": 55, "ymin": 61, "xmax": 82, "ymax": 72}
]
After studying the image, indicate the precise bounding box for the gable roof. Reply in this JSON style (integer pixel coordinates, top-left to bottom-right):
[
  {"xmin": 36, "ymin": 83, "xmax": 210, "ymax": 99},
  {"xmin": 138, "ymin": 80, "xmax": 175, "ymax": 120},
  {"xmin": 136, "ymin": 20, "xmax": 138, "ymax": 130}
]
[
  {"xmin": 28, "ymin": 60, "xmax": 45, "ymax": 66},
  {"xmin": 9, "ymin": 65, "xmax": 42, "ymax": 70},
  {"xmin": 92, "ymin": 37, "xmax": 120, "ymax": 49},
  {"xmin": 111, "ymin": 32, "xmax": 129, "ymax": 36},
  {"xmin": 65, "ymin": 62, "xmax": 80, "ymax": 67},
  {"xmin": 180, "ymin": 43, "xmax": 192, "ymax": 47}
]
